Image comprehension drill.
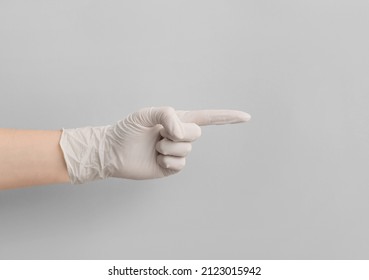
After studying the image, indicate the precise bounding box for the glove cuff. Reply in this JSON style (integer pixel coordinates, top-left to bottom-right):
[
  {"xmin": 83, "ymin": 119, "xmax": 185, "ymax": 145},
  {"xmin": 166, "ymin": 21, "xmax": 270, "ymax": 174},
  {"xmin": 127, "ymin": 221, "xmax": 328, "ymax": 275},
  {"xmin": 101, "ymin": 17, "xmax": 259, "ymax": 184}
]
[{"xmin": 59, "ymin": 126, "xmax": 111, "ymax": 184}]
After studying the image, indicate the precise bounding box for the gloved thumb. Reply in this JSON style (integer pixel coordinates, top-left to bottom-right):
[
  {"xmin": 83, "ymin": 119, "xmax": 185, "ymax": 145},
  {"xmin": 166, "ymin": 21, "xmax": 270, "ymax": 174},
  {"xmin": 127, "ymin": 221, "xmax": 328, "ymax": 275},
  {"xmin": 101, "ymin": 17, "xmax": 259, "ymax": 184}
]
[{"xmin": 135, "ymin": 107, "xmax": 184, "ymax": 140}]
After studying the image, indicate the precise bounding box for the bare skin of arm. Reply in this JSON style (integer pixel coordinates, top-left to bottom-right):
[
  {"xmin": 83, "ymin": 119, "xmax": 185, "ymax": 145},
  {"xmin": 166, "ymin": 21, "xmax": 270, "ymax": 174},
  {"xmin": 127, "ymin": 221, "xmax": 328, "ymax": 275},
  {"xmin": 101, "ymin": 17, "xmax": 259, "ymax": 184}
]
[{"xmin": 0, "ymin": 129, "xmax": 70, "ymax": 190}]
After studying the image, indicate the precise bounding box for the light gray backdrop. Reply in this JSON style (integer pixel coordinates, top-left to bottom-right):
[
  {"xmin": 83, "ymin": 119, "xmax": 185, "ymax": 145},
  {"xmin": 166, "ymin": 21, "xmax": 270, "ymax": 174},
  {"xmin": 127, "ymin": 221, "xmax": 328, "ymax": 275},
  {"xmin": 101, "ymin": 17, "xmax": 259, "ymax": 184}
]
[{"xmin": 0, "ymin": 0, "xmax": 368, "ymax": 259}]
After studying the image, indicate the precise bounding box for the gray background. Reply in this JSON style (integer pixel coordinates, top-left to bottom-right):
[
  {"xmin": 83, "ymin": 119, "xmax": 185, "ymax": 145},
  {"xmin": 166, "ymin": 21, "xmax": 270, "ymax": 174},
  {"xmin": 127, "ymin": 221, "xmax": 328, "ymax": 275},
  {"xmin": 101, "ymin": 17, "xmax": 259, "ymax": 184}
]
[{"xmin": 0, "ymin": 0, "xmax": 368, "ymax": 259}]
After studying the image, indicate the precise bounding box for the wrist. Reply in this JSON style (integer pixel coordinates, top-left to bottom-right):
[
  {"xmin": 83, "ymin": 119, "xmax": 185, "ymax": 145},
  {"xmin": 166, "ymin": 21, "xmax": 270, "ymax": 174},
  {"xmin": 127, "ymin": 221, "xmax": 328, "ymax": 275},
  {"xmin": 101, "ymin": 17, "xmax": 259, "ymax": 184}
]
[{"xmin": 59, "ymin": 126, "xmax": 111, "ymax": 184}]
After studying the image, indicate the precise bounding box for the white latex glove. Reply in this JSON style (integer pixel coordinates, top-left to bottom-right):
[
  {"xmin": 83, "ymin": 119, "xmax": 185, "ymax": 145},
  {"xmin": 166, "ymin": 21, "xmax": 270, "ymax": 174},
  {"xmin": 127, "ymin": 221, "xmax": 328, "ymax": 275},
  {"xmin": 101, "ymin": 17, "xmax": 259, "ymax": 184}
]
[{"xmin": 60, "ymin": 107, "xmax": 251, "ymax": 184}]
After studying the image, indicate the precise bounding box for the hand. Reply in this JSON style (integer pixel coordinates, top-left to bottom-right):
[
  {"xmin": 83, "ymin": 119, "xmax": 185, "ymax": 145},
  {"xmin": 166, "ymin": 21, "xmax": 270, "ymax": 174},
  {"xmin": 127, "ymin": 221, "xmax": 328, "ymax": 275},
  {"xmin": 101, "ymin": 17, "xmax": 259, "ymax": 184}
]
[
  {"xmin": 60, "ymin": 106, "xmax": 251, "ymax": 184},
  {"xmin": 106, "ymin": 107, "xmax": 251, "ymax": 180}
]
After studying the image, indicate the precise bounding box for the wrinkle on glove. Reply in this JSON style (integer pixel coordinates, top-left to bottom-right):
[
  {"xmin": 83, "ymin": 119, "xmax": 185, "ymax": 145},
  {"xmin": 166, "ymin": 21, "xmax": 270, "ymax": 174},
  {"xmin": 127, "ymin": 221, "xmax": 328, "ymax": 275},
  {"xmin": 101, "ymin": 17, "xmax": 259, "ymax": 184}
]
[{"xmin": 60, "ymin": 126, "xmax": 111, "ymax": 184}]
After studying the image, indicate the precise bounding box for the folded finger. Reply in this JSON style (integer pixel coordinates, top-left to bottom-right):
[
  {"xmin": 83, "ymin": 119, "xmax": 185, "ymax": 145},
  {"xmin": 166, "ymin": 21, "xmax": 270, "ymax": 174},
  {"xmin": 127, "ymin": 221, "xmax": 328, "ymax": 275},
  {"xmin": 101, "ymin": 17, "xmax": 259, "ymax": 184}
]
[
  {"xmin": 160, "ymin": 123, "xmax": 201, "ymax": 142},
  {"xmin": 157, "ymin": 155, "xmax": 186, "ymax": 171},
  {"xmin": 156, "ymin": 138, "xmax": 192, "ymax": 157}
]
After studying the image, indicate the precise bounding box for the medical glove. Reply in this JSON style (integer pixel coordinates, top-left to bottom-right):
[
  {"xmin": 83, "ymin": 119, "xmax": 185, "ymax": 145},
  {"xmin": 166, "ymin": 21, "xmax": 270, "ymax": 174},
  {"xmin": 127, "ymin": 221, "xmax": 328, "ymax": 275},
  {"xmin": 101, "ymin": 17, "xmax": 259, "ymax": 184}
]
[{"xmin": 59, "ymin": 106, "xmax": 251, "ymax": 184}]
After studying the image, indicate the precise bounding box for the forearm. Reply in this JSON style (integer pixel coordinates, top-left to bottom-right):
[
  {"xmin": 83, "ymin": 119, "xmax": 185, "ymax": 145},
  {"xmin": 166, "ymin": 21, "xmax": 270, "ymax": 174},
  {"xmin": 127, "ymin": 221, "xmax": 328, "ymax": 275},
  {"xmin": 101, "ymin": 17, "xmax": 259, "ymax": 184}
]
[{"xmin": 0, "ymin": 128, "xmax": 70, "ymax": 190}]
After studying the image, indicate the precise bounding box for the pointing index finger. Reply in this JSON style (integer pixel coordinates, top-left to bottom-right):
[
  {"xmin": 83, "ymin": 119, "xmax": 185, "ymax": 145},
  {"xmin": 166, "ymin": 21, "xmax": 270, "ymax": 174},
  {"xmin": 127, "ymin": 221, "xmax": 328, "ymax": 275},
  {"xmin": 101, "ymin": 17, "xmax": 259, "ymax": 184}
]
[{"xmin": 176, "ymin": 110, "xmax": 251, "ymax": 126}]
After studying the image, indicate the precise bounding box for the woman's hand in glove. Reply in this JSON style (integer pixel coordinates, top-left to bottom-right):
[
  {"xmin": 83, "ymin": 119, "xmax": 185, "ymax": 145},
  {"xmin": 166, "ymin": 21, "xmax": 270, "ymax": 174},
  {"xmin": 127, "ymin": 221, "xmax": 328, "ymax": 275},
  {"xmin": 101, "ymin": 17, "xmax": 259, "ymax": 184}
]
[{"xmin": 60, "ymin": 106, "xmax": 251, "ymax": 184}]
